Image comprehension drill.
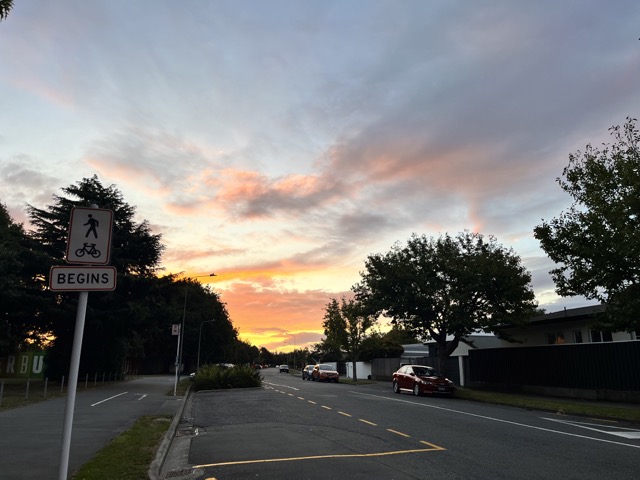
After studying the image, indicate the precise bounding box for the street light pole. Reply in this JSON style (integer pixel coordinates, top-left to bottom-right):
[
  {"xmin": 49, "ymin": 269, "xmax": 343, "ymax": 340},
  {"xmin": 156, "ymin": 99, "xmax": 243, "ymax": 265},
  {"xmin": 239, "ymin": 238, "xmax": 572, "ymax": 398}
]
[
  {"xmin": 177, "ymin": 272, "xmax": 216, "ymax": 383},
  {"xmin": 197, "ymin": 319, "xmax": 216, "ymax": 372},
  {"xmin": 286, "ymin": 332, "xmax": 296, "ymax": 369}
]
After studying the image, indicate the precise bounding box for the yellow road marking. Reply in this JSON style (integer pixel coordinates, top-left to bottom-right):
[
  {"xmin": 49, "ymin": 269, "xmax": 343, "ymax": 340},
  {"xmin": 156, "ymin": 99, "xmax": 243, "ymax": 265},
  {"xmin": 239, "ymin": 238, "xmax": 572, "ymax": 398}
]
[
  {"xmin": 359, "ymin": 419, "xmax": 377, "ymax": 426},
  {"xmin": 194, "ymin": 447, "xmax": 445, "ymax": 469},
  {"xmin": 420, "ymin": 440, "xmax": 447, "ymax": 451},
  {"xmin": 321, "ymin": 405, "xmax": 332, "ymax": 410},
  {"xmin": 338, "ymin": 411, "xmax": 352, "ymax": 417},
  {"xmin": 387, "ymin": 428, "xmax": 411, "ymax": 438},
  {"xmin": 308, "ymin": 400, "xmax": 317, "ymax": 405},
  {"xmin": 298, "ymin": 396, "xmax": 305, "ymax": 400}
]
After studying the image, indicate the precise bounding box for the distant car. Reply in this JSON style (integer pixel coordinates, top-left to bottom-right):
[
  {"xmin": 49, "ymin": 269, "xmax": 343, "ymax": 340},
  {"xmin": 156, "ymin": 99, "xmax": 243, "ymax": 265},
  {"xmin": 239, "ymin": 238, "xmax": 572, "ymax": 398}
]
[
  {"xmin": 189, "ymin": 372, "xmax": 195, "ymax": 381},
  {"xmin": 312, "ymin": 364, "xmax": 339, "ymax": 383},
  {"xmin": 279, "ymin": 364, "xmax": 289, "ymax": 373},
  {"xmin": 302, "ymin": 365, "xmax": 314, "ymax": 380},
  {"xmin": 392, "ymin": 364, "xmax": 454, "ymax": 397}
]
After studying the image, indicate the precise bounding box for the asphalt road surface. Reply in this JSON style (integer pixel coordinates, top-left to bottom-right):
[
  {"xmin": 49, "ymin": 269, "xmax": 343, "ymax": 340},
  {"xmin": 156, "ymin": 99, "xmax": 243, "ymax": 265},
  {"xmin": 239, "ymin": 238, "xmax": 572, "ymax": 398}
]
[
  {"xmin": 184, "ymin": 368, "xmax": 640, "ymax": 480},
  {"xmin": 0, "ymin": 375, "xmax": 181, "ymax": 479}
]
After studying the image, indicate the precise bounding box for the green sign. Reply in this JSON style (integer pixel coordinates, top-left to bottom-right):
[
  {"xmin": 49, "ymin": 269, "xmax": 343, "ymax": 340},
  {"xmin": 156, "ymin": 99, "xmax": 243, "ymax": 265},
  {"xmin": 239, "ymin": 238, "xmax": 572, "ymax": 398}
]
[{"xmin": 0, "ymin": 351, "xmax": 45, "ymax": 379}]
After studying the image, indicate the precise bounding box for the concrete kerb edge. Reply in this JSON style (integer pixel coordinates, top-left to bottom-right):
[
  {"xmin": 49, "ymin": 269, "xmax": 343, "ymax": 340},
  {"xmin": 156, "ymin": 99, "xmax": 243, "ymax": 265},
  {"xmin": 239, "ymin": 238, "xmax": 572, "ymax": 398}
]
[{"xmin": 148, "ymin": 385, "xmax": 192, "ymax": 480}]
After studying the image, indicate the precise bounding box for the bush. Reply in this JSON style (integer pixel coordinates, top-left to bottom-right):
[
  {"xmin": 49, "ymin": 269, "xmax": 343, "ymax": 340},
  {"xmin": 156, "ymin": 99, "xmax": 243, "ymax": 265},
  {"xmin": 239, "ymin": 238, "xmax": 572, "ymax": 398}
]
[{"xmin": 192, "ymin": 364, "xmax": 262, "ymax": 391}]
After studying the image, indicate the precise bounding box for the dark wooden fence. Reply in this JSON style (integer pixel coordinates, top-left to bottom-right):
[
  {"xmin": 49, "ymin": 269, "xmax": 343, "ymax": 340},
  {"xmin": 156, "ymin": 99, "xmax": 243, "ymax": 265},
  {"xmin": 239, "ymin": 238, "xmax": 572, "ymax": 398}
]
[{"xmin": 469, "ymin": 340, "xmax": 640, "ymax": 392}]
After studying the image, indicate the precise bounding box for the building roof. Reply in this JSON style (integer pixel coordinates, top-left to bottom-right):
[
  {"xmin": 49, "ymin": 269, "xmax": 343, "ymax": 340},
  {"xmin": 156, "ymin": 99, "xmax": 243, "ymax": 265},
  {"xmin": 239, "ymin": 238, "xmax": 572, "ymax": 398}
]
[{"xmin": 499, "ymin": 304, "xmax": 606, "ymax": 329}]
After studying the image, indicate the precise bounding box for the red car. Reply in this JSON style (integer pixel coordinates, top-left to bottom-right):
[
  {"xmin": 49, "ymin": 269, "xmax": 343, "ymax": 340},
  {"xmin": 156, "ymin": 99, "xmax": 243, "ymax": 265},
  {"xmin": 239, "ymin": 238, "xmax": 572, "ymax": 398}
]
[
  {"xmin": 312, "ymin": 364, "xmax": 340, "ymax": 382},
  {"xmin": 392, "ymin": 364, "xmax": 454, "ymax": 397}
]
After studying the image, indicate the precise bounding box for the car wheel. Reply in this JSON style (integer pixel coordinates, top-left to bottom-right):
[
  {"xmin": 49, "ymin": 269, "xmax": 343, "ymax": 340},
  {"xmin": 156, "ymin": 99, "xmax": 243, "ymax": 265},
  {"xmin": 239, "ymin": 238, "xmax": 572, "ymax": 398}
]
[
  {"xmin": 393, "ymin": 381, "xmax": 400, "ymax": 394},
  {"xmin": 413, "ymin": 383, "xmax": 421, "ymax": 396}
]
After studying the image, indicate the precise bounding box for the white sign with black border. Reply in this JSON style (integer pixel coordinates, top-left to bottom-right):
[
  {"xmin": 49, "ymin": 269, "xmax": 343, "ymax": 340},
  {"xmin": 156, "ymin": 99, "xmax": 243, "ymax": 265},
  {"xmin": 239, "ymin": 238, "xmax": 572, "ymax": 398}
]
[
  {"xmin": 65, "ymin": 207, "xmax": 114, "ymax": 265},
  {"xmin": 49, "ymin": 266, "xmax": 117, "ymax": 291}
]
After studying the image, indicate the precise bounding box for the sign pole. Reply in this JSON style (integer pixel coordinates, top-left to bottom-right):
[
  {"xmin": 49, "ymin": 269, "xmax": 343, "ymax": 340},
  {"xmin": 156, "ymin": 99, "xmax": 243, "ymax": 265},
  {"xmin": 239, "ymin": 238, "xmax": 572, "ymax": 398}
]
[
  {"xmin": 173, "ymin": 326, "xmax": 181, "ymax": 396},
  {"xmin": 58, "ymin": 290, "xmax": 89, "ymax": 480}
]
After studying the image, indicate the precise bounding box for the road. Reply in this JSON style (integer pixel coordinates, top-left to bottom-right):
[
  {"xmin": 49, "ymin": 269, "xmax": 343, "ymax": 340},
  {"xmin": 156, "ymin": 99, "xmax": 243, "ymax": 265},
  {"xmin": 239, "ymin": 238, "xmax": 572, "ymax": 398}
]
[
  {"xmin": 184, "ymin": 368, "xmax": 640, "ymax": 480},
  {"xmin": 0, "ymin": 375, "xmax": 182, "ymax": 479}
]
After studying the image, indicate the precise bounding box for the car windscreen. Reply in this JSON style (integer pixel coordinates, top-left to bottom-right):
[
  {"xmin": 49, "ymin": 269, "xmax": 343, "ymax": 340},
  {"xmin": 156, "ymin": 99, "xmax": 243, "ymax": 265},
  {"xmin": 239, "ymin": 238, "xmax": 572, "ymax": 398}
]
[{"xmin": 413, "ymin": 367, "xmax": 436, "ymax": 376}]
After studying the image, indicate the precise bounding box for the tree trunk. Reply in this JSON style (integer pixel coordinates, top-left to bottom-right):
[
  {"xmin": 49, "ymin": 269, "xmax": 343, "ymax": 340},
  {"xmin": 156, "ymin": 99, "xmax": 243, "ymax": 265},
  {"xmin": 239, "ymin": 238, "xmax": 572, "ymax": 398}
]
[{"xmin": 352, "ymin": 360, "xmax": 357, "ymax": 382}]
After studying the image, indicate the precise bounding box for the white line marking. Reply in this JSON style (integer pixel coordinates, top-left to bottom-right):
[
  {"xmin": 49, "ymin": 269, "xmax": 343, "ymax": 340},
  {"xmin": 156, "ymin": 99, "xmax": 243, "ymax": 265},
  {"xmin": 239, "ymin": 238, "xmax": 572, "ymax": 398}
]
[
  {"xmin": 91, "ymin": 391, "xmax": 128, "ymax": 406},
  {"xmin": 263, "ymin": 382, "xmax": 299, "ymax": 391},
  {"xmin": 351, "ymin": 391, "xmax": 640, "ymax": 449},
  {"xmin": 138, "ymin": 394, "xmax": 147, "ymax": 401},
  {"xmin": 542, "ymin": 417, "xmax": 640, "ymax": 439}
]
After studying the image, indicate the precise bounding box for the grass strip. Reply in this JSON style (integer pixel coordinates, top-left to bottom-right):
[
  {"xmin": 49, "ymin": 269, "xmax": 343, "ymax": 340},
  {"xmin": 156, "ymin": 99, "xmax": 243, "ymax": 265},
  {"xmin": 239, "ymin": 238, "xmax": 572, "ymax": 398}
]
[
  {"xmin": 455, "ymin": 388, "xmax": 640, "ymax": 422},
  {"xmin": 71, "ymin": 415, "xmax": 172, "ymax": 480}
]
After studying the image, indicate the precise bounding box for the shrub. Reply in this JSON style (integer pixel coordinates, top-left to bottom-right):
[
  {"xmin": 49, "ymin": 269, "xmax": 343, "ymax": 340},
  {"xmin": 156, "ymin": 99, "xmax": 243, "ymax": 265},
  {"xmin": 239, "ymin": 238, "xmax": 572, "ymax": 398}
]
[{"xmin": 192, "ymin": 364, "xmax": 261, "ymax": 391}]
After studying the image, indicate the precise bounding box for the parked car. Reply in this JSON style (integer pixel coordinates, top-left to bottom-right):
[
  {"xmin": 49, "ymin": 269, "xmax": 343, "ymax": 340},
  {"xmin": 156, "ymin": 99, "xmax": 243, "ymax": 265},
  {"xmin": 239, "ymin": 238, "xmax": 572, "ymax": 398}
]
[
  {"xmin": 302, "ymin": 365, "xmax": 314, "ymax": 380},
  {"xmin": 312, "ymin": 364, "xmax": 339, "ymax": 382},
  {"xmin": 279, "ymin": 364, "xmax": 289, "ymax": 373},
  {"xmin": 392, "ymin": 364, "xmax": 454, "ymax": 397}
]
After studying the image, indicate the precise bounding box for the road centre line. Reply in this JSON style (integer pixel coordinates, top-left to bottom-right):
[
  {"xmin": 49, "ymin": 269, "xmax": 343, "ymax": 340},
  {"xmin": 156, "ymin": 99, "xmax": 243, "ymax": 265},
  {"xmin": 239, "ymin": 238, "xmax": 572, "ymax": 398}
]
[
  {"xmin": 137, "ymin": 394, "xmax": 147, "ymax": 401},
  {"xmin": 271, "ymin": 388, "xmax": 441, "ymax": 450},
  {"xmin": 193, "ymin": 446, "xmax": 446, "ymax": 469},
  {"xmin": 351, "ymin": 391, "xmax": 640, "ymax": 450},
  {"xmin": 359, "ymin": 419, "xmax": 377, "ymax": 426},
  {"xmin": 387, "ymin": 428, "xmax": 411, "ymax": 438},
  {"xmin": 91, "ymin": 391, "xmax": 128, "ymax": 407}
]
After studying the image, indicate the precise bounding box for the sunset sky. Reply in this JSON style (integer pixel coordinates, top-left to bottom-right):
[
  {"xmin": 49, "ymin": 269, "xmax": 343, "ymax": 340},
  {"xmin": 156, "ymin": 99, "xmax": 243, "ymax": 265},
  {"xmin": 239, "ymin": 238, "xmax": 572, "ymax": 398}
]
[{"xmin": 1, "ymin": 1, "xmax": 639, "ymax": 352}]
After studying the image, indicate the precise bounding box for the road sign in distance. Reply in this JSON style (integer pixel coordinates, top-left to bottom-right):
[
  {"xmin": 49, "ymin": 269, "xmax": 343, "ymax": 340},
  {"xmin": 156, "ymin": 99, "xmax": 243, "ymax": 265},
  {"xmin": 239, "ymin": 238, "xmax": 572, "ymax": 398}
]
[
  {"xmin": 65, "ymin": 207, "xmax": 114, "ymax": 265},
  {"xmin": 50, "ymin": 266, "xmax": 117, "ymax": 291}
]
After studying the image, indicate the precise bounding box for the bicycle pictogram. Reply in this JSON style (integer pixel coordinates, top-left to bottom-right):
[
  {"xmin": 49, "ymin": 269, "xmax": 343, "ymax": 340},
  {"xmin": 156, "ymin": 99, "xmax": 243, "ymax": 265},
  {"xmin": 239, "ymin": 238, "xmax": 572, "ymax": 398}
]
[{"xmin": 75, "ymin": 243, "xmax": 101, "ymax": 259}]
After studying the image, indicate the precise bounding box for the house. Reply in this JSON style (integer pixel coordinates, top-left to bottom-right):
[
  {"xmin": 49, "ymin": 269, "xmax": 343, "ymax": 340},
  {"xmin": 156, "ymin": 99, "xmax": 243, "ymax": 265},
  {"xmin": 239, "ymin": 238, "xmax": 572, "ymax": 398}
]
[
  {"xmin": 469, "ymin": 304, "xmax": 640, "ymax": 401},
  {"xmin": 495, "ymin": 304, "xmax": 639, "ymax": 346}
]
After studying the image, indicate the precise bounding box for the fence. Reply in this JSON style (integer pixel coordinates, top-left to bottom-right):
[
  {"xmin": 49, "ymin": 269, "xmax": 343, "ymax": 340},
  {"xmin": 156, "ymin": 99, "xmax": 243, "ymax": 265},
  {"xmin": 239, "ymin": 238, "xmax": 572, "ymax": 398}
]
[
  {"xmin": 469, "ymin": 340, "xmax": 640, "ymax": 400},
  {"xmin": 0, "ymin": 371, "xmax": 126, "ymax": 408}
]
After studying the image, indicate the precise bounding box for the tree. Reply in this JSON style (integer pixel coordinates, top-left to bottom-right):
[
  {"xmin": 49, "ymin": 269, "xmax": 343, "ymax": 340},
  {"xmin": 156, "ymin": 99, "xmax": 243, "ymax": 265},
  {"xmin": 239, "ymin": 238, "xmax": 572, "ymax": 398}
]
[
  {"xmin": 534, "ymin": 118, "xmax": 640, "ymax": 331},
  {"xmin": 322, "ymin": 297, "xmax": 375, "ymax": 381},
  {"xmin": 0, "ymin": 201, "xmax": 56, "ymax": 354},
  {"xmin": 0, "ymin": 0, "xmax": 13, "ymax": 21},
  {"xmin": 358, "ymin": 331, "xmax": 404, "ymax": 362},
  {"xmin": 356, "ymin": 232, "xmax": 537, "ymax": 374}
]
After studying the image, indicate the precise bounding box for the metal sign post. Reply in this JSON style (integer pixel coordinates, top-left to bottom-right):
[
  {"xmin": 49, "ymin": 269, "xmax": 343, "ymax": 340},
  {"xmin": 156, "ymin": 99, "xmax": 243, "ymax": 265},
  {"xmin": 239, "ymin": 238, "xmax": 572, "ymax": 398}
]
[
  {"xmin": 172, "ymin": 324, "xmax": 180, "ymax": 396},
  {"xmin": 56, "ymin": 204, "xmax": 115, "ymax": 480},
  {"xmin": 57, "ymin": 290, "xmax": 88, "ymax": 480}
]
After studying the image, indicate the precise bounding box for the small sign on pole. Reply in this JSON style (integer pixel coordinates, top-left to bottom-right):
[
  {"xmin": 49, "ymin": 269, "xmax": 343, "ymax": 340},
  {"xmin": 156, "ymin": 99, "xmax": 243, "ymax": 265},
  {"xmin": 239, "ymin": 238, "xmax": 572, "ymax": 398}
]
[
  {"xmin": 172, "ymin": 324, "xmax": 181, "ymax": 336},
  {"xmin": 65, "ymin": 207, "xmax": 114, "ymax": 265},
  {"xmin": 49, "ymin": 266, "xmax": 117, "ymax": 291}
]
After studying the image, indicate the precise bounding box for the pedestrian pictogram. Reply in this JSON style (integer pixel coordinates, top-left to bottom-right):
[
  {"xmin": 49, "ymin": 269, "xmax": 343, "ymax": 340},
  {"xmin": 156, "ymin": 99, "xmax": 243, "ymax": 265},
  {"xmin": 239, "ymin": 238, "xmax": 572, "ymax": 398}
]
[
  {"xmin": 84, "ymin": 214, "xmax": 99, "ymax": 238},
  {"xmin": 65, "ymin": 207, "xmax": 113, "ymax": 265}
]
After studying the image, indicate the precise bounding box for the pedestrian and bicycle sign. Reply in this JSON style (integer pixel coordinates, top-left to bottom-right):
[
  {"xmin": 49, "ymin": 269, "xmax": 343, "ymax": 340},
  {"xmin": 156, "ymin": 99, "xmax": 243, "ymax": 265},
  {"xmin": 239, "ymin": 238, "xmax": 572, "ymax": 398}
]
[{"xmin": 65, "ymin": 207, "xmax": 113, "ymax": 265}]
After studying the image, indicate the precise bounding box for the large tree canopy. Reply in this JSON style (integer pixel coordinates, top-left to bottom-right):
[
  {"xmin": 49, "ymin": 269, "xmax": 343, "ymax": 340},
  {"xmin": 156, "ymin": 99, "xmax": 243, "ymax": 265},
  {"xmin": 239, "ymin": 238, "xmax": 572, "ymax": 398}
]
[
  {"xmin": 534, "ymin": 118, "xmax": 640, "ymax": 331},
  {"xmin": 357, "ymin": 231, "xmax": 537, "ymax": 373},
  {"xmin": 0, "ymin": 202, "xmax": 53, "ymax": 353}
]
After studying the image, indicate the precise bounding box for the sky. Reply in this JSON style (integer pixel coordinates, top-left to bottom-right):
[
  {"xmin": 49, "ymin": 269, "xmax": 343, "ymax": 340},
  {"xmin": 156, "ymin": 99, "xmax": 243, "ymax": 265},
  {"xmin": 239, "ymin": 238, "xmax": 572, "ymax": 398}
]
[{"xmin": 1, "ymin": 1, "xmax": 639, "ymax": 353}]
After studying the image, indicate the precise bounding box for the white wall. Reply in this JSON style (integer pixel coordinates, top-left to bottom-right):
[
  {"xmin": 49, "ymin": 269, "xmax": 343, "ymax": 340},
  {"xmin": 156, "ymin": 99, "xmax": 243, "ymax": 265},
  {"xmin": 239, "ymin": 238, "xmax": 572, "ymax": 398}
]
[{"xmin": 345, "ymin": 361, "xmax": 372, "ymax": 380}]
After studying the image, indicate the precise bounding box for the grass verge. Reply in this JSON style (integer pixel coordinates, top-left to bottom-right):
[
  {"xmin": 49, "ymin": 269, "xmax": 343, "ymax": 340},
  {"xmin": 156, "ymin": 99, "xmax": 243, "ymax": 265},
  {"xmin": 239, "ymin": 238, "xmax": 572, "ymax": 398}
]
[
  {"xmin": 455, "ymin": 387, "xmax": 640, "ymax": 422},
  {"xmin": 71, "ymin": 415, "xmax": 172, "ymax": 480}
]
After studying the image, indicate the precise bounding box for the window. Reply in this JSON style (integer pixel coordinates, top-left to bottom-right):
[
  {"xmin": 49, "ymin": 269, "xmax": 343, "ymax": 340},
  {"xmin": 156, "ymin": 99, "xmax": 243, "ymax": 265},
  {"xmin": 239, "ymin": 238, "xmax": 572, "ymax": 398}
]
[
  {"xmin": 573, "ymin": 331, "xmax": 583, "ymax": 343},
  {"xmin": 546, "ymin": 332, "xmax": 565, "ymax": 344},
  {"xmin": 591, "ymin": 330, "xmax": 613, "ymax": 342}
]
